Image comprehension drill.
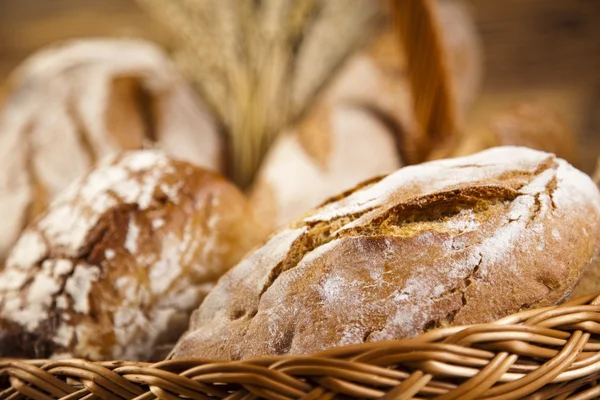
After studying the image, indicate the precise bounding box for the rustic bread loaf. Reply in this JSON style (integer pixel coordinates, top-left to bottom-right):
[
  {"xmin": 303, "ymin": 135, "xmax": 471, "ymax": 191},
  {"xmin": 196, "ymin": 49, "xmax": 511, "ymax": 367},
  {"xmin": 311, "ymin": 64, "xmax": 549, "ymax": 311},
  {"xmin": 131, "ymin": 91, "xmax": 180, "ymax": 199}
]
[
  {"xmin": 438, "ymin": 101, "xmax": 578, "ymax": 164},
  {"xmin": 0, "ymin": 151, "xmax": 260, "ymax": 361},
  {"xmin": 570, "ymin": 160, "xmax": 600, "ymax": 299},
  {"xmin": 249, "ymin": 0, "xmax": 481, "ymax": 232},
  {"xmin": 173, "ymin": 147, "xmax": 600, "ymax": 360},
  {"xmin": 487, "ymin": 102, "xmax": 576, "ymax": 162},
  {"xmin": 0, "ymin": 39, "xmax": 223, "ymax": 263},
  {"xmin": 248, "ymin": 27, "xmax": 408, "ymax": 231}
]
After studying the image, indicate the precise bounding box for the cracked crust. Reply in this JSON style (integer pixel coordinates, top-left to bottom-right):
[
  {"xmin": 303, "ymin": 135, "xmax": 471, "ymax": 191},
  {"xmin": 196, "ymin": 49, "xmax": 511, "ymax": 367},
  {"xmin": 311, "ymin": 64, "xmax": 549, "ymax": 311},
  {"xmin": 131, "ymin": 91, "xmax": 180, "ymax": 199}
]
[
  {"xmin": 0, "ymin": 38, "xmax": 223, "ymax": 263},
  {"xmin": 0, "ymin": 151, "xmax": 261, "ymax": 361},
  {"xmin": 172, "ymin": 147, "xmax": 600, "ymax": 360}
]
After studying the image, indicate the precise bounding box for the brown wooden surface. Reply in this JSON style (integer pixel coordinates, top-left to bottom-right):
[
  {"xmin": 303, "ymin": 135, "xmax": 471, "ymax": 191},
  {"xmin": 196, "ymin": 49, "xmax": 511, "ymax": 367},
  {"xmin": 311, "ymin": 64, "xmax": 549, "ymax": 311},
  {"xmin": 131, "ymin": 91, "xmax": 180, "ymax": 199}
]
[
  {"xmin": 468, "ymin": 0, "xmax": 600, "ymax": 89},
  {"xmin": 0, "ymin": 0, "xmax": 171, "ymax": 80},
  {"xmin": 0, "ymin": 0, "xmax": 598, "ymax": 172}
]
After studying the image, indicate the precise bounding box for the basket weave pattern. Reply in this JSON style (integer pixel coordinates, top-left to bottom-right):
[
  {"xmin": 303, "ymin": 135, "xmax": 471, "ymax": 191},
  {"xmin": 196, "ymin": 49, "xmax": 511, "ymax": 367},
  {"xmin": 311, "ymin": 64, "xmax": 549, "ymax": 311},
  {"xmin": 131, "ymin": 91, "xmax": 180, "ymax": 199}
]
[{"xmin": 3, "ymin": 293, "xmax": 600, "ymax": 399}]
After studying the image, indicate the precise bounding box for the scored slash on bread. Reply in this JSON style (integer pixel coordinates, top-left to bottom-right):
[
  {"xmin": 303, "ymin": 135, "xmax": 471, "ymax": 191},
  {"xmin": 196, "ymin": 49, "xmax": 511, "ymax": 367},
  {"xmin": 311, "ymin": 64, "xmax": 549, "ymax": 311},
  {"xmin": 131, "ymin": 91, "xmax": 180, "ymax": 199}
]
[
  {"xmin": 171, "ymin": 147, "xmax": 600, "ymax": 361},
  {"xmin": 0, "ymin": 151, "xmax": 262, "ymax": 361}
]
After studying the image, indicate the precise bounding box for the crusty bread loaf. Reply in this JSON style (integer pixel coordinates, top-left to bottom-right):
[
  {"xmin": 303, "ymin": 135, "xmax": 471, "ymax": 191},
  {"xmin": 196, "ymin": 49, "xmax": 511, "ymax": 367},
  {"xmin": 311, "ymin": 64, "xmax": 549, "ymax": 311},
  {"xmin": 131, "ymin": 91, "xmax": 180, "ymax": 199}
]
[
  {"xmin": 438, "ymin": 101, "xmax": 578, "ymax": 164},
  {"xmin": 249, "ymin": 0, "xmax": 481, "ymax": 233},
  {"xmin": 0, "ymin": 39, "xmax": 223, "ymax": 263},
  {"xmin": 570, "ymin": 159, "xmax": 600, "ymax": 299},
  {"xmin": 487, "ymin": 102, "xmax": 576, "ymax": 162},
  {"xmin": 0, "ymin": 151, "xmax": 260, "ymax": 361},
  {"xmin": 249, "ymin": 103, "xmax": 404, "ymax": 233},
  {"xmin": 173, "ymin": 147, "xmax": 600, "ymax": 360}
]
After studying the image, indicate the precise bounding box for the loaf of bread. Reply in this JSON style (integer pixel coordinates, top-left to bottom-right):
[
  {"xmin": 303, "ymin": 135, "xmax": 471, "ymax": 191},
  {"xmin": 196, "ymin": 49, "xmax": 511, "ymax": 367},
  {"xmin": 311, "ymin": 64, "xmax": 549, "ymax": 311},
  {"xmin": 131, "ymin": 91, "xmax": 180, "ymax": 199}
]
[
  {"xmin": 439, "ymin": 101, "xmax": 578, "ymax": 164},
  {"xmin": 570, "ymin": 159, "xmax": 600, "ymax": 298},
  {"xmin": 0, "ymin": 39, "xmax": 223, "ymax": 263},
  {"xmin": 250, "ymin": 0, "xmax": 481, "ymax": 232},
  {"xmin": 173, "ymin": 147, "xmax": 600, "ymax": 360},
  {"xmin": 0, "ymin": 151, "xmax": 260, "ymax": 361}
]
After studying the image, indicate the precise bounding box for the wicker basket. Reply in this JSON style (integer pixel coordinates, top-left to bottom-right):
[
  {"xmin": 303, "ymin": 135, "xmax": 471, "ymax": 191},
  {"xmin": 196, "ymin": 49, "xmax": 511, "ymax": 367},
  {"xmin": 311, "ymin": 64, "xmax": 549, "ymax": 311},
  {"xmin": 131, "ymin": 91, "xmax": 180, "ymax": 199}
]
[
  {"xmin": 2, "ymin": 292, "xmax": 600, "ymax": 399},
  {"xmin": 2, "ymin": 1, "xmax": 594, "ymax": 399}
]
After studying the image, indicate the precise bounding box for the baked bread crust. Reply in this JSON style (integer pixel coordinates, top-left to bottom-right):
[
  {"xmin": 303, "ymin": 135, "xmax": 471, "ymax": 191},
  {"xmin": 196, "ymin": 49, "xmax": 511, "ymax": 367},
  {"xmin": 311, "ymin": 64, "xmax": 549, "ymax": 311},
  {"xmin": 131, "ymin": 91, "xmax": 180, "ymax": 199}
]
[
  {"xmin": 0, "ymin": 151, "xmax": 259, "ymax": 361},
  {"xmin": 0, "ymin": 39, "xmax": 222, "ymax": 262},
  {"xmin": 173, "ymin": 147, "xmax": 600, "ymax": 360}
]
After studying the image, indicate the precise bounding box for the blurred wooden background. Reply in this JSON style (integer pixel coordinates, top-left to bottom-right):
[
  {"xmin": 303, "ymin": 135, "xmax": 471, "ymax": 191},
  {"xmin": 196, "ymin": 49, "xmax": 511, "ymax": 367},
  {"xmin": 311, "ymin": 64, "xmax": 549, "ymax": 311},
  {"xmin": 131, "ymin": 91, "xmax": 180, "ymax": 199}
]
[{"xmin": 0, "ymin": 0, "xmax": 599, "ymax": 172}]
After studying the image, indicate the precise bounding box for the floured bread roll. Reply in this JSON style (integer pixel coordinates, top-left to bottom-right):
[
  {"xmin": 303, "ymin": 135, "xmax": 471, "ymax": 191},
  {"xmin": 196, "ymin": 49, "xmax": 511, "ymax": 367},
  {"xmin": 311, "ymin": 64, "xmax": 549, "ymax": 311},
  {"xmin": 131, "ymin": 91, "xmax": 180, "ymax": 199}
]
[
  {"xmin": 250, "ymin": 0, "xmax": 481, "ymax": 232},
  {"xmin": 173, "ymin": 147, "xmax": 600, "ymax": 360},
  {"xmin": 0, "ymin": 39, "xmax": 222, "ymax": 262},
  {"xmin": 0, "ymin": 151, "xmax": 259, "ymax": 361}
]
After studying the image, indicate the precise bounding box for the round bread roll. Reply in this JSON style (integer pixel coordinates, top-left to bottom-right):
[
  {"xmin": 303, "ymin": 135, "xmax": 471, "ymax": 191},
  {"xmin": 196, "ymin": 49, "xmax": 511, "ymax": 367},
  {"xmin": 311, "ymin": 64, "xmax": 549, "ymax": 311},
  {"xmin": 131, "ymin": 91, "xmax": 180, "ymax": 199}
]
[
  {"xmin": 0, "ymin": 39, "xmax": 223, "ymax": 263},
  {"xmin": 0, "ymin": 151, "xmax": 260, "ymax": 361},
  {"xmin": 250, "ymin": 0, "xmax": 481, "ymax": 232},
  {"xmin": 173, "ymin": 147, "xmax": 600, "ymax": 360}
]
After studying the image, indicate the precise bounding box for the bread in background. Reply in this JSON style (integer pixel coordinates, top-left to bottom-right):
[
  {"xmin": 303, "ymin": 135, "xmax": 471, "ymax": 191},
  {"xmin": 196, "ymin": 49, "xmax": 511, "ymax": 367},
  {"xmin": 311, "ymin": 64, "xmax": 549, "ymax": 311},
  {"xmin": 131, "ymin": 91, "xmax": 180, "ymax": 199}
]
[
  {"xmin": 437, "ymin": 100, "xmax": 578, "ymax": 164},
  {"xmin": 250, "ymin": 0, "xmax": 482, "ymax": 232},
  {"xmin": 0, "ymin": 39, "xmax": 223, "ymax": 263},
  {"xmin": 570, "ymin": 157, "xmax": 600, "ymax": 299}
]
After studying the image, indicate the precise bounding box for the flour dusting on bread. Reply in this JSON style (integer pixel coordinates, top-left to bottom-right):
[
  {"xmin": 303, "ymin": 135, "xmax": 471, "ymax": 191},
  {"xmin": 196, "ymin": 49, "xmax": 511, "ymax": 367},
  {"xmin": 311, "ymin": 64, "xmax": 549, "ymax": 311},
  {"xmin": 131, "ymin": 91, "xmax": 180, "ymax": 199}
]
[
  {"xmin": 0, "ymin": 150, "xmax": 261, "ymax": 361},
  {"xmin": 172, "ymin": 147, "xmax": 600, "ymax": 360},
  {"xmin": 0, "ymin": 39, "xmax": 224, "ymax": 263}
]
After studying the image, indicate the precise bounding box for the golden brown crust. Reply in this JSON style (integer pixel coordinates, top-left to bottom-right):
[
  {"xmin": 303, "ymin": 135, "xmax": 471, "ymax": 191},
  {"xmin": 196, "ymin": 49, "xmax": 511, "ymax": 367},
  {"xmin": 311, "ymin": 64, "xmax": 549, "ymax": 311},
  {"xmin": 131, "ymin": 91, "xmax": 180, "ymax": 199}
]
[
  {"xmin": 0, "ymin": 151, "xmax": 261, "ymax": 361},
  {"xmin": 173, "ymin": 147, "xmax": 600, "ymax": 360}
]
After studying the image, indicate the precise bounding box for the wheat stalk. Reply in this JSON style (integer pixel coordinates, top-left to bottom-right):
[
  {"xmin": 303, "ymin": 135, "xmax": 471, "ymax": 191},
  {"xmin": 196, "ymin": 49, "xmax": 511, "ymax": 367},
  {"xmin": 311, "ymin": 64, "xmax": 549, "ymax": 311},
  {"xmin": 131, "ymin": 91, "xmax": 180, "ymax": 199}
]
[{"xmin": 136, "ymin": 0, "xmax": 379, "ymax": 188}]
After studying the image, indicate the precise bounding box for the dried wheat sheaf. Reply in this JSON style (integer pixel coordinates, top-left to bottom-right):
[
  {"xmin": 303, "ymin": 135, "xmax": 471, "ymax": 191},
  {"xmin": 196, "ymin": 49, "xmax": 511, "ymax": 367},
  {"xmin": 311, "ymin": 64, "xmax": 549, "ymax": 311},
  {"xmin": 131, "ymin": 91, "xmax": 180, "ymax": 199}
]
[{"xmin": 136, "ymin": 0, "xmax": 382, "ymax": 188}]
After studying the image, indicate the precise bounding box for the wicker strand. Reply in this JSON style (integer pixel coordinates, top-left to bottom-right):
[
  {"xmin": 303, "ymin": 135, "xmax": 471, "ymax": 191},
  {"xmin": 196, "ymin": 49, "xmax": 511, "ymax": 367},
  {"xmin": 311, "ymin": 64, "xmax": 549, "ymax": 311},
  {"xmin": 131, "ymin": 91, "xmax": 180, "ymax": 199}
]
[{"xmin": 3, "ymin": 294, "xmax": 600, "ymax": 399}]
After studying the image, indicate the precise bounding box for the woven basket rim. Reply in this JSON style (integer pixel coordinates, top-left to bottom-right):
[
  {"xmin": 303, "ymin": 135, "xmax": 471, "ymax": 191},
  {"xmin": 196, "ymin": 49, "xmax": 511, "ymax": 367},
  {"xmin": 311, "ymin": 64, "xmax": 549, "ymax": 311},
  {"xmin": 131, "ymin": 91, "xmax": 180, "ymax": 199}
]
[{"xmin": 3, "ymin": 292, "xmax": 600, "ymax": 399}]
